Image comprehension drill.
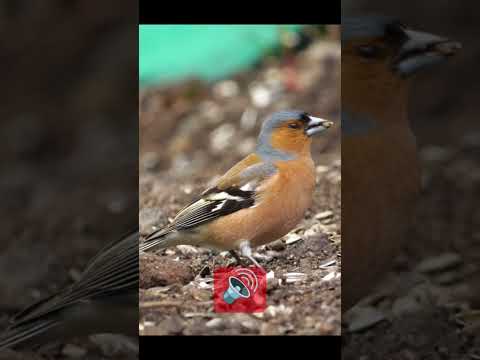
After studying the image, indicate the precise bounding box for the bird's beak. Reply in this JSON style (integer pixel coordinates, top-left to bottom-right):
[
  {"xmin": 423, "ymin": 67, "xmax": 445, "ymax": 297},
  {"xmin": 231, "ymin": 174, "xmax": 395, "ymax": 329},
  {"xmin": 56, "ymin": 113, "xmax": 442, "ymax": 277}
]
[
  {"xmin": 305, "ymin": 116, "xmax": 333, "ymax": 136},
  {"xmin": 393, "ymin": 29, "xmax": 461, "ymax": 77}
]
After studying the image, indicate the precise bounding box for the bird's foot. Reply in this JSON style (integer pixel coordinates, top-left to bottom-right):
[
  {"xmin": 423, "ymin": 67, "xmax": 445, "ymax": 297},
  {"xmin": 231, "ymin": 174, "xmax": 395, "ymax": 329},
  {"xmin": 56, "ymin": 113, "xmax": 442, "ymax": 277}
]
[{"xmin": 238, "ymin": 241, "xmax": 264, "ymax": 270}]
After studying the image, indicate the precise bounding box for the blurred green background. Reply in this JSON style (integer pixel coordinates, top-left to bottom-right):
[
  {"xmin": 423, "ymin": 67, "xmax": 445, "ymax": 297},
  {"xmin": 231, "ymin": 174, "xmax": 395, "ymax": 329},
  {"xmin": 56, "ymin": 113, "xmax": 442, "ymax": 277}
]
[{"xmin": 139, "ymin": 25, "xmax": 304, "ymax": 86}]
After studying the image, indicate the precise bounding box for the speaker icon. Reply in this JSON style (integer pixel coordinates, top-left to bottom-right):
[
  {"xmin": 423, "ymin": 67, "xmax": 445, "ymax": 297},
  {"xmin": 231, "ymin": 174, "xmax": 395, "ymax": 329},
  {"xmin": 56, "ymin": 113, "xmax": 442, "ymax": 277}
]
[
  {"xmin": 222, "ymin": 268, "xmax": 259, "ymax": 305},
  {"xmin": 223, "ymin": 276, "xmax": 251, "ymax": 304}
]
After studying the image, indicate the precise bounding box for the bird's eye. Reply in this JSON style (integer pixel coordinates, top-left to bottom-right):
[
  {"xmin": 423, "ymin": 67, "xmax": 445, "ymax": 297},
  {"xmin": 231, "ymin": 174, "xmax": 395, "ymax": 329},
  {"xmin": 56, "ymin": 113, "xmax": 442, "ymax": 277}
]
[
  {"xmin": 288, "ymin": 123, "xmax": 300, "ymax": 129},
  {"xmin": 357, "ymin": 45, "xmax": 383, "ymax": 59}
]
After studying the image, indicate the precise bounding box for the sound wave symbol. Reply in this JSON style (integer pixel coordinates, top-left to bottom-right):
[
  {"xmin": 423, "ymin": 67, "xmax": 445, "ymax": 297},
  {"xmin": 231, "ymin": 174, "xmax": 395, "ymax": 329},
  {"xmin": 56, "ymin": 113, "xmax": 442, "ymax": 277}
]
[{"xmin": 233, "ymin": 268, "xmax": 258, "ymax": 294}]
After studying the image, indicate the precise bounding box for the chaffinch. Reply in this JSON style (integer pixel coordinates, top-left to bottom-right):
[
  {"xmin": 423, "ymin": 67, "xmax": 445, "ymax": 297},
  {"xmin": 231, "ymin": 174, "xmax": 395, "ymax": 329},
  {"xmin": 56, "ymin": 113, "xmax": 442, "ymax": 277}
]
[
  {"xmin": 342, "ymin": 16, "xmax": 460, "ymax": 310},
  {"xmin": 0, "ymin": 229, "xmax": 138, "ymax": 350},
  {"xmin": 140, "ymin": 110, "xmax": 333, "ymax": 267}
]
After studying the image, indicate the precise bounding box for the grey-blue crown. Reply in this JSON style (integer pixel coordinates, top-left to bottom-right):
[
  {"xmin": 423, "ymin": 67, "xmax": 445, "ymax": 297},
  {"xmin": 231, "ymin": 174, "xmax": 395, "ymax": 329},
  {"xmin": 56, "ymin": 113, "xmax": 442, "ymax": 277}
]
[
  {"xmin": 342, "ymin": 15, "xmax": 398, "ymax": 42},
  {"xmin": 255, "ymin": 110, "xmax": 307, "ymax": 161},
  {"xmin": 260, "ymin": 110, "xmax": 306, "ymax": 134}
]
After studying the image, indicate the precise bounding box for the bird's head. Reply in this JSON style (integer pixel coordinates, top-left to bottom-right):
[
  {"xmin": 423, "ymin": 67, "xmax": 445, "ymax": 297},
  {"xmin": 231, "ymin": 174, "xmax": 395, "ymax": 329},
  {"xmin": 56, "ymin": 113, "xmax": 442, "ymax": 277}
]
[
  {"xmin": 342, "ymin": 15, "xmax": 461, "ymax": 121},
  {"xmin": 256, "ymin": 110, "xmax": 332, "ymax": 160}
]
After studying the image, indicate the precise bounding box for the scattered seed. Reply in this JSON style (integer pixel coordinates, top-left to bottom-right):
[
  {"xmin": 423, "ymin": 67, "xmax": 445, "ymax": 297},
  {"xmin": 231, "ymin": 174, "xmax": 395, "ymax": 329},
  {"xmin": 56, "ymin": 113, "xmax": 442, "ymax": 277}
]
[
  {"xmin": 346, "ymin": 306, "xmax": 386, "ymax": 333},
  {"xmin": 285, "ymin": 233, "xmax": 302, "ymax": 245},
  {"xmin": 315, "ymin": 210, "xmax": 333, "ymax": 220},
  {"xmin": 416, "ymin": 253, "xmax": 463, "ymax": 274},
  {"xmin": 284, "ymin": 272, "xmax": 307, "ymax": 283},
  {"xmin": 320, "ymin": 259, "xmax": 336, "ymax": 268}
]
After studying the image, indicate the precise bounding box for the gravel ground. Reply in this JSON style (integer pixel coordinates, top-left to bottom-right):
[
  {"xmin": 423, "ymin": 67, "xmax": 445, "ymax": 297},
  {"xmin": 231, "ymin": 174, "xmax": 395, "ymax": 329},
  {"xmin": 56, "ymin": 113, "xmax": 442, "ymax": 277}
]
[
  {"xmin": 342, "ymin": 142, "xmax": 480, "ymax": 358},
  {"xmin": 139, "ymin": 34, "xmax": 341, "ymax": 335}
]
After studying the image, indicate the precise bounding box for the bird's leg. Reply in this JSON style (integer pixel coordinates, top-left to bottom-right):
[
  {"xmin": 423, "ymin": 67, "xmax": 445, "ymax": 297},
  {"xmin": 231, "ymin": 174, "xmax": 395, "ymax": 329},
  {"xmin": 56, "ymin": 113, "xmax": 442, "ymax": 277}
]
[
  {"xmin": 229, "ymin": 250, "xmax": 247, "ymax": 267},
  {"xmin": 239, "ymin": 241, "xmax": 263, "ymax": 269},
  {"xmin": 212, "ymin": 255, "xmax": 216, "ymax": 271}
]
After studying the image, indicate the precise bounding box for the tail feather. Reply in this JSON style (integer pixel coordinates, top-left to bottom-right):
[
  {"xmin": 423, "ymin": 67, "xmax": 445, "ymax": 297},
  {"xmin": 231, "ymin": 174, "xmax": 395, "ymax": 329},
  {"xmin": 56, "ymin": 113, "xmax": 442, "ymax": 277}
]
[
  {"xmin": 0, "ymin": 229, "xmax": 138, "ymax": 350},
  {"xmin": 0, "ymin": 318, "xmax": 59, "ymax": 350},
  {"xmin": 140, "ymin": 228, "xmax": 175, "ymax": 253}
]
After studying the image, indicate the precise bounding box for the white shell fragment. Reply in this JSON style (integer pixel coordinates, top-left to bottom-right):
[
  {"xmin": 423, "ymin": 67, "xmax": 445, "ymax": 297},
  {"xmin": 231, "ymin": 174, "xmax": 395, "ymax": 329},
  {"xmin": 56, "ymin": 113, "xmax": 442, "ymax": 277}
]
[
  {"xmin": 265, "ymin": 304, "xmax": 293, "ymax": 317},
  {"xmin": 62, "ymin": 344, "xmax": 87, "ymax": 358},
  {"xmin": 205, "ymin": 318, "xmax": 224, "ymax": 329}
]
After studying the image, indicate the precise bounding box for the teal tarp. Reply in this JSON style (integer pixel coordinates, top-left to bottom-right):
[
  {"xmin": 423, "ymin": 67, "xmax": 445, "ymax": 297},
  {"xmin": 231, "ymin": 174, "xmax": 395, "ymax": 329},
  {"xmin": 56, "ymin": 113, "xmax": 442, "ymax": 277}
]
[{"xmin": 139, "ymin": 25, "xmax": 302, "ymax": 86}]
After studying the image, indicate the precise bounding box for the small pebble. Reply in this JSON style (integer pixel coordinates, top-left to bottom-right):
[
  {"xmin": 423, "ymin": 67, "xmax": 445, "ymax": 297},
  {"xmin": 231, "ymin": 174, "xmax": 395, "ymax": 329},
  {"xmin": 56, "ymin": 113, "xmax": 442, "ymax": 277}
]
[
  {"xmin": 240, "ymin": 107, "xmax": 258, "ymax": 130},
  {"xmin": 89, "ymin": 334, "xmax": 138, "ymax": 356},
  {"xmin": 346, "ymin": 306, "xmax": 386, "ymax": 332},
  {"xmin": 142, "ymin": 152, "xmax": 161, "ymax": 171},
  {"xmin": 419, "ymin": 146, "xmax": 453, "ymax": 162},
  {"xmin": 62, "ymin": 344, "xmax": 87, "ymax": 358},
  {"xmin": 267, "ymin": 239, "xmax": 286, "ymax": 251},
  {"xmin": 316, "ymin": 165, "xmax": 329, "ymax": 174},
  {"xmin": 392, "ymin": 295, "xmax": 424, "ymax": 317},
  {"xmin": 322, "ymin": 271, "xmax": 338, "ymax": 282},
  {"xmin": 250, "ymin": 84, "xmax": 272, "ymax": 108},
  {"xmin": 206, "ymin": 318, "xmax": 224, "ymax": 329},
  {"xmin": 176, "ymin": 245, "xmax": 198, "ymax": 255},
  {"xmin": 265, "ymin": 304, "xmax": 293, "ymax": 318},
  {"xmin": 213, "ymin": 80, "xmax": 239, "ymax": 98}
]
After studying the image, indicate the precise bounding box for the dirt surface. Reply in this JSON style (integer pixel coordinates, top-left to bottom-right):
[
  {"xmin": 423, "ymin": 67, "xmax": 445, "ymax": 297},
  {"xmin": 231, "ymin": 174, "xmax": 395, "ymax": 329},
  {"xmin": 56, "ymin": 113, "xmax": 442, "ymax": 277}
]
[
  {"xmin": 0, "ymin": 1, "xmax": 138, "ymax": 358},
  {"xmin": 343, "ymin": 144, "xmax": 480, "ymax": 359},
  {"xmin": 139, "ymin": 33, "xmax": 341, "ymax": 335}
]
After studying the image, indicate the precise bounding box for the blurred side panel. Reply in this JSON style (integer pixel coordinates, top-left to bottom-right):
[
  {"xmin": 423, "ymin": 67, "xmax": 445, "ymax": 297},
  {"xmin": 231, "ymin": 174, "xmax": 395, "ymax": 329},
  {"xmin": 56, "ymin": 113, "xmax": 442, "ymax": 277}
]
[
  {"xmin": 0, "ymin": 0, "xmax": 138, "ymax": 357},
  {"xmin": 342, "ymin": 1, "xmax": 480, "ymax": 358}
]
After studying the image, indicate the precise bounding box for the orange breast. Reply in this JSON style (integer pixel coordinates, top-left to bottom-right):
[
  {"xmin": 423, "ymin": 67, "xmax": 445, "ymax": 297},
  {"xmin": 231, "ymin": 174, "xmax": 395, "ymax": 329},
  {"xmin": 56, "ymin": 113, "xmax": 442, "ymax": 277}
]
[
  {"xmin": 342, "ymin": 126, "xmax": 420, "ymax": 310},
  {"xmin": 204, "ymin": 157, "xmax": 316, "ymax": 250}
]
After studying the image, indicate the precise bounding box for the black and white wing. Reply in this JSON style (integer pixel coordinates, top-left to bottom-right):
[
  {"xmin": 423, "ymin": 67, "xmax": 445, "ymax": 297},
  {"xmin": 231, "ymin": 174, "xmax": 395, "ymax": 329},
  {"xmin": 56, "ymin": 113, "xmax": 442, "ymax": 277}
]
[{"xmin": 141, "ymin": 162, "xmax": 277, "ymax": 251}]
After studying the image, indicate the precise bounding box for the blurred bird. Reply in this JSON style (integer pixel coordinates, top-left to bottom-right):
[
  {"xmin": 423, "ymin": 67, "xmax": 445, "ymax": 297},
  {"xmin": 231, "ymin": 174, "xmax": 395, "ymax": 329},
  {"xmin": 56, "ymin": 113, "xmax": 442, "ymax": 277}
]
[
  {"xmin": 141, "ymin": 110, "xmax": 333, "ymax": 267},
  {"xmin": 342, "ymin": 15, "xmax": 461, "ymax": 310},
  {"xmin": 0, "ymin": 229, "xmax": 138, "ymax": 350}
]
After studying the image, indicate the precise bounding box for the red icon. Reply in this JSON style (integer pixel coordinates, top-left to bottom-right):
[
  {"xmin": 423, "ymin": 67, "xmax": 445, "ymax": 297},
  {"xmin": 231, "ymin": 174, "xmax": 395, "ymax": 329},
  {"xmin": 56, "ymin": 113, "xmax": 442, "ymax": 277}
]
[{"xmin": 213, "ymin": 267, "xmax": 267, "ymax": 313}]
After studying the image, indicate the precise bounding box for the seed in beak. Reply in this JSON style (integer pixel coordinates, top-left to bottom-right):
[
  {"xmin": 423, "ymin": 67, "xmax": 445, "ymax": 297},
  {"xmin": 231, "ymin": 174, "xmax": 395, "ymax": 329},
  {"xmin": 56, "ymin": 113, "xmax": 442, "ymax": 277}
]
[
  {"xmin": 322, "ymin": 121, "xmax": 333, "ymax": 128},
  {"xmin": 434, "ymin": 40, "xmax": 462, "ymax": 56},
  {"xmin": 305, "ymin": 117, "xmax": 333, "ymax": 136}
]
